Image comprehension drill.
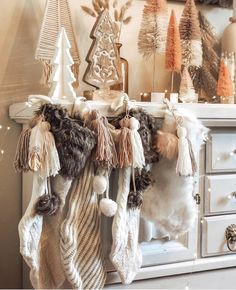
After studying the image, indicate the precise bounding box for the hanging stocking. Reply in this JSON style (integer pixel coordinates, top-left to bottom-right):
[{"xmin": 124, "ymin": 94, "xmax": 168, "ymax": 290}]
[
  {"xmin": 37, "ymin": 175, "xmax": 72, "ymax": 289},
  {"xmin": 60, "ymin": 161, "xmax": 106, "ymax": 289},
  {"xmin": 18, "ymin": 173, "xmax": 46, "ymax": 288},
  {"xmin": 110, "ymin": 167, "xmax": 142, "ymax": 284}
]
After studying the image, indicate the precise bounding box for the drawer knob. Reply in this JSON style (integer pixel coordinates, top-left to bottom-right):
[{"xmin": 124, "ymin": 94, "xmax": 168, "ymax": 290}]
[
  {"xmin": 227, "ymin": 192, "xmax": 236, "ymax": 202},
  {"xmin": 225, "ymin": 224, "xmax": 236, "ymax": 252}
]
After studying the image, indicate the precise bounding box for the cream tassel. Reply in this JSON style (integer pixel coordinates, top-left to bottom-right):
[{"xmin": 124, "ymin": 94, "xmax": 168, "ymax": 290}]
[
  {"xmin": 28, "ymin": 118, "xmax": 60, "ymax": 177},
  {"xmin": 129, "ymin": 117, "xmax": 145, "ymax": 169},
  {"xmin": 176, "ymin": 126, "xmax": 193, "ymax": 177}
]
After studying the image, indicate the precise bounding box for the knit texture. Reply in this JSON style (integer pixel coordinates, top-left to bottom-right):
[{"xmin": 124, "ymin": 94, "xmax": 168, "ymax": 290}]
[
  {"xmin": 60, "ymin": 161, "xmax": 106, "ymax": 289},
  {"xmin": 110, "ymin": 167, "xmax": 142, "ymax": 284},
  {"xmin": 18, "ymin": 173, "xmax": 46, "ymax": 288},
  {"xmin": 37, "ymin": 175, "xmax": 72, "ymax": 289}
]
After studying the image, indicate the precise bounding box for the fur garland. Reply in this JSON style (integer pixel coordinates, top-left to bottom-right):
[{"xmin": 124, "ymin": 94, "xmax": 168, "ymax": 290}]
[
  {"xmin": 112, "ymin": 108, "xmax": 160, "ymax": 164},
  {"xmin": 37, "ymin": 104, "xmax": 96, "ymax": 178}
]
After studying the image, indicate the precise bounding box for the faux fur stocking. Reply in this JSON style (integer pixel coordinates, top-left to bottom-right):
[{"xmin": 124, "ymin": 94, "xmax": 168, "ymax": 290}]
[
  {"xmin": 37, "ymin": 175, "xmax": 72, "ymax": 289},
  {"xmin": 60, "ymin": 161, "xmax": 106, "ymax": 289},
  {"xmin": 142, "ymin": 110, "xmax": 207, "ymax": 238},
  {"xmin": 110, "ymin": 167, "xmax": 142, "ymax": 284},
  {"xmin": 18, "ymin": 173, "xmax": 46, "ymax": 288}
]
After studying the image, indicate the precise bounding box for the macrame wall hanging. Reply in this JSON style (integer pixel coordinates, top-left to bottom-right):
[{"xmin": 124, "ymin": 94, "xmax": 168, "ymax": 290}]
[{"xmin": 35, "ymin": 0, "xmax": 81, "ymax": 87}]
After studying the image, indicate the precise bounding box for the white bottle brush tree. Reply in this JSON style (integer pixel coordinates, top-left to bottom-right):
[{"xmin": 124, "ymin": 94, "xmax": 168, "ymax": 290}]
[
  {"xmin": 49, "ymin": 27, "xmax": 76, "ymax": 102},
  {"xmin": 179, "ymin": 67, "xmax": 196, "ymax": 103}
]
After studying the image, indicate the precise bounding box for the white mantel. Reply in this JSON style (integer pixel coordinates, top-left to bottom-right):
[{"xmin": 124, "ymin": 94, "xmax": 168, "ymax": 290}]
[{"xmin": 9, "ymin": 101, "xmax": 236, "ymax": 126}]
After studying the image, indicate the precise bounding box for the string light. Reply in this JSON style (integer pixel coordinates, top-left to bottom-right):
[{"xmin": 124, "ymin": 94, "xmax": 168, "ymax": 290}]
[
  {"xmin": 0, "ymin": 125, "xmax": 11, "ymax": 162},
  {"xmin": 25, "ymin": 101, "xmax": 32, "ymax": 108}
]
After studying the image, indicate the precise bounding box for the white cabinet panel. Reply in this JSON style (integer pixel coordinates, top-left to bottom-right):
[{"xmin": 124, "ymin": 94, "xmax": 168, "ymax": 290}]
[
  {"xmin": 205, "ymin": 175, "xmax": 236, "ymax": 215},
  {"xmin": 206, "ymin": 133, "xmax": 236, "ymax": 173},
  {"xmin": 202, "ymin": 215, "xmax": 236, "ymax": 257}
]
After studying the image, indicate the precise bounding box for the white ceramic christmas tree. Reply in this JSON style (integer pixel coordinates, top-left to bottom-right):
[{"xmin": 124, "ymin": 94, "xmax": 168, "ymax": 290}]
[
  {"xmin": 179, "ymin": 67, "xmax": 196, "ymax": 103},
  {"xmin": 49, "ymin": 27, "xmax": 76, "ymax": 102}
]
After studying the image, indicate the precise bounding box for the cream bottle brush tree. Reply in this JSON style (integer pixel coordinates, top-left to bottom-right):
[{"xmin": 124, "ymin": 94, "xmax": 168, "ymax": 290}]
[
  {"xmin": 138, "ymin": 0, "xmax": 168, "ymax": 92},
  {"xmin": 179, "ymin": 0, "xmax": 202, "ymax": 68},
  {"xmin": 49, "ymin": 28, "xmax": 77, "ymax": 102},
  {"xmin": 179, "ymin": 67, "xmax": 196, "ymax": 103}
]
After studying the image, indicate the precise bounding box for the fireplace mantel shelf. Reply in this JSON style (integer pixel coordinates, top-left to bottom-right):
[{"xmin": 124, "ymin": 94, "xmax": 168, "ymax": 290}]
[{"xmin": 9, "ymin": 100, "xmax": 236, "ymax": 127}]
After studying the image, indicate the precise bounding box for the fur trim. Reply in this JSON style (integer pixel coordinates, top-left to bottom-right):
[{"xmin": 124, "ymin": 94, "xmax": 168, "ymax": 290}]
[{"xmin": 37, "ymin": 104, "xmax": 96, "ymax": 178}]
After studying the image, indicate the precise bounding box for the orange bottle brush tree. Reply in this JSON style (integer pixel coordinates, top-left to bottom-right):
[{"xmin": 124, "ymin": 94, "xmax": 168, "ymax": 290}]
[{"xmin": 165, "ymin": 9, "xmax": 182, "ymax": 93}]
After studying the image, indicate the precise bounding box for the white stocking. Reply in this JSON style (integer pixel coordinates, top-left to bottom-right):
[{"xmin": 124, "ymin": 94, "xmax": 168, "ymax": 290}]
[
  {"xmin": 18, "ymin": 173, "xmax": 46, "ymax": 288},
  {"xmin": 37, "ymin": 175, "xmax": 72, "ymax": 289},
  {"xmin": 110, "ymin": 167, "xmax": 142, "ymax": 284}
]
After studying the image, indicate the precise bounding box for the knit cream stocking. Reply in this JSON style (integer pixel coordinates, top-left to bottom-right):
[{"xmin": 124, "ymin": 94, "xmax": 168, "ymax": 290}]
[
  {"xmin": 18, "ymin": 173, "xmax": 46, "ymax": 288},
  {"xmin": 60, "ymin": 161, "xmax": 106, "ymax": 289},
  {"xmin": 110, "ymin": 167, "xmax": 142, "ymax": 284},
  {"xmin": 37, "ymin": 175, "xmax": 72, "ymax": 289}
]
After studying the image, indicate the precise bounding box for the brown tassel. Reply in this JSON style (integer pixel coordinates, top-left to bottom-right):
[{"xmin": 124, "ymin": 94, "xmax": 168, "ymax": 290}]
[
  {"xmin": 13, "ymin": 128, "xmax": 32, "ymax": 172},
  {"xmin": 89, "ymin": 110, "xmax": 118, "ymax": 168},
  {"xmin": 187, "ymin": 139, "xmax": 197, "ymax": 175},
  {"xmin": 118, "ymin": 117, "xmax": 132, "ymax": 168}
]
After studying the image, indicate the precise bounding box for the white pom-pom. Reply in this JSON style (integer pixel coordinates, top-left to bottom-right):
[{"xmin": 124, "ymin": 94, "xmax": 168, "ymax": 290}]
[
  {"xmin": 100, "ymin": 198, "xmax": 117, "ymax": 217},
  {"xmin": 129, "ymin": 117, "xmax": 140, "ymax": 130},
  {"xmin": 93, "ymin": 175, "xmax": 107, "ymax": 195},
  {"xmin": 177, "ymin": 126, "xmax": 187, "ymax": 138}
]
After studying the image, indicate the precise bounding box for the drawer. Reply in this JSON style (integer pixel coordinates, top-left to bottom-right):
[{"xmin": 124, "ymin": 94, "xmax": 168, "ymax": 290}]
[
  {"xmin": 206, "ymin": 132, "xmax": 236, "ymax": 173},
  {"xmin": 202, "ymin": 215, "xmax": 236, "ymax": 257},
  {"xmin": 205, "ymin": 175, "xmax": 236, "ymax": 215}
]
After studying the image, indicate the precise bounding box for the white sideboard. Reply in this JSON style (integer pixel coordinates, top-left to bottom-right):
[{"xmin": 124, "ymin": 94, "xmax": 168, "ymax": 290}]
[{"xmin": 9, "ymin": 101, "xmax": 236, "ymax": 288}]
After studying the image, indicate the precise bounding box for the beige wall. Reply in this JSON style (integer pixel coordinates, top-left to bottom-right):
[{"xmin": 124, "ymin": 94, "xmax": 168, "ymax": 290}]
[{"xmin": 0, "ymin": 0, "xmax": 231, "ymax": 288}]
